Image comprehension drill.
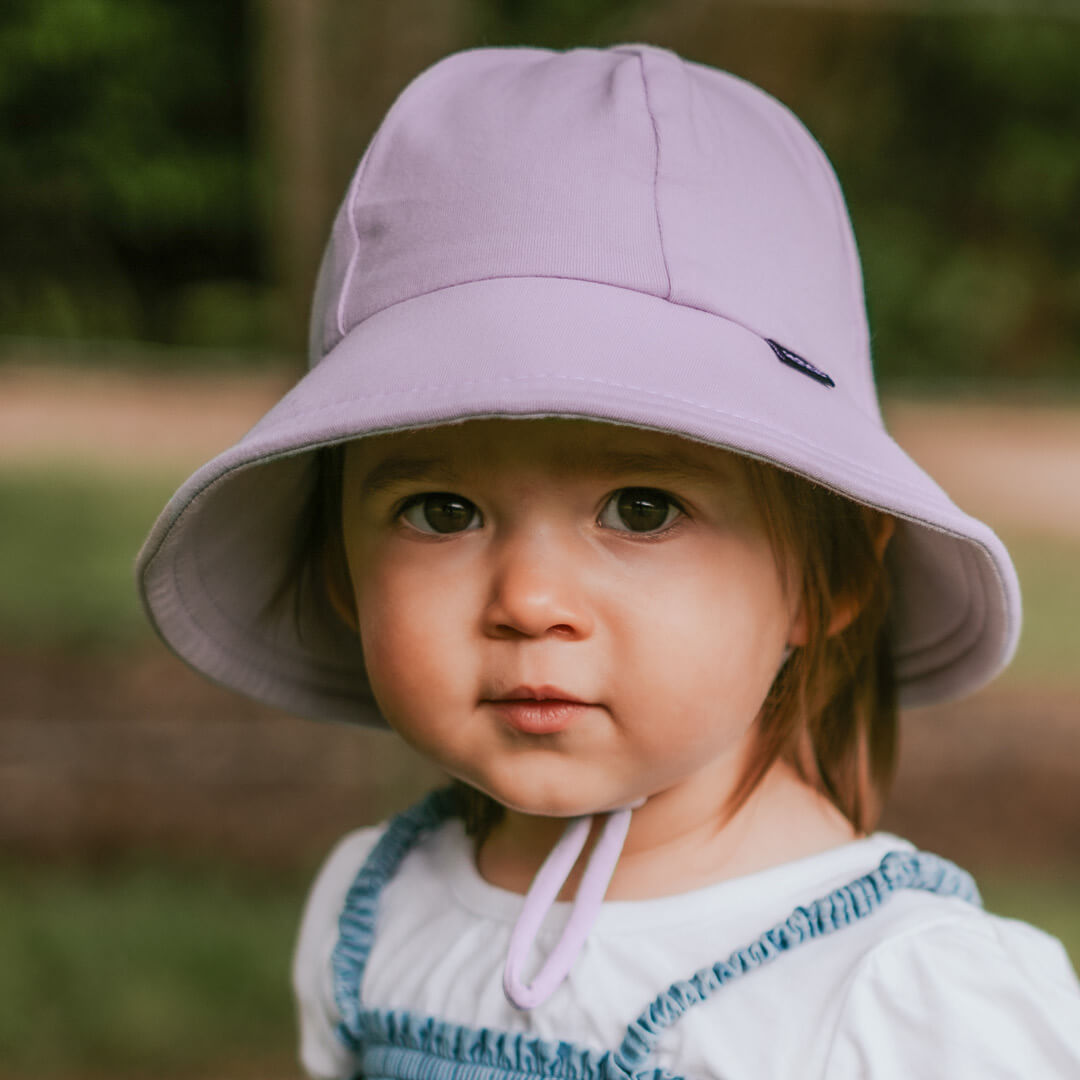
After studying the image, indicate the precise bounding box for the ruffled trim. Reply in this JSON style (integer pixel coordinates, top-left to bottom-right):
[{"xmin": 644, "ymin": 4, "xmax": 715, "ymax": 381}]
[
  {"xmin": 614, "ymin": 849, "xmax": 980, "ymax": 1073},
  {"xmin": 332, "ymin": 789, "xmax": 980, "ymax": 1080},
  {"xmin": 332, "ymin": 787, "xmax": 460, "ymax": 1038},
  {"xmin": 351, "ymin": 1009, "xmax": 669, "ymax": 1080}
]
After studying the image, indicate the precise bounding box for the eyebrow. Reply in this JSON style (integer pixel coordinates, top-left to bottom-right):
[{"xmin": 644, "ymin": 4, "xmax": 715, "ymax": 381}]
[
  {"xmin": 358, "ymin": 448, "xmax": 728, "ymax": 496},
  {"xmin": 588, "ymin": 450, "xmax": 728, "ymax": 485},
  {"xmin": 359, "ymin": 456, "xmax": 458, "ymax": 495}
]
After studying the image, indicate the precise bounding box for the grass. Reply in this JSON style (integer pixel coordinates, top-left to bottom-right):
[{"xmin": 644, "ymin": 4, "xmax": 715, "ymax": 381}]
[
  {"xmin": 0, "ymin": 860, "xmax": 305, "ymax": 1077},
  {"xmin": 0, "ymin": 465, "xmax": 176, "ymax": 648},
  {"xmin": 1000, "ymin": 531, "xmax": 1080, "ymax": 688},
  {"xmin": 0, "ymin": 859, "xmax": 1075, "ymax": 1078},
  {"xmin": 979, "ymin": 871, "xmax": 1080, "ymax": 972}
]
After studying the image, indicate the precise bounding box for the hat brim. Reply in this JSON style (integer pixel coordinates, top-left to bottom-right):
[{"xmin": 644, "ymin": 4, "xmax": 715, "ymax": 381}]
[{"xmin": 138, "ymin": 276, "xmax": 1020, "ymax": 723}]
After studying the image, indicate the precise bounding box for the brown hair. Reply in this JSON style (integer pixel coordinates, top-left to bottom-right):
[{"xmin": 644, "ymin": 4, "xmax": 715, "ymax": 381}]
[
  {"xmin": 291, "ymin": 442, "xmax": 897, "ymax": 840},
  {"xmin": 270, "ymin": 445, "xmax": 349, "ymax": 637},
  {"xmin": 735, "ymin": 460, "xmax": 897, "ymax": 834}
]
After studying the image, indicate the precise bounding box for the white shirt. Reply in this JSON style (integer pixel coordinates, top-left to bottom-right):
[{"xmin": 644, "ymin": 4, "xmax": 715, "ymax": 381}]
[{"xmin": 294, "ymin": 817, "xmax": 1080, "ymax": 1079}]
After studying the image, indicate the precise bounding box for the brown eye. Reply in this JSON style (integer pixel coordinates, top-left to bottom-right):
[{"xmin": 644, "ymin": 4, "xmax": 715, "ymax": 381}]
[
  {"xmin": 400, "ymin": 493, "xmax": 480, "ymax": 534},
  {"xmin": 598, "ymin": 488, "xmax": 681, "ymax": 533}
]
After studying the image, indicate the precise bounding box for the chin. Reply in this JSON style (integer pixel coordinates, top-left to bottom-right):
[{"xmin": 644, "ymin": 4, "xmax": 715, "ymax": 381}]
[
  {"xmin": 471, "ymin": 774, "xmax": 628, "ymax": 820},
  {"xmin": 485, "ymin": 788, "xmax": 583, "ymax": 819}
]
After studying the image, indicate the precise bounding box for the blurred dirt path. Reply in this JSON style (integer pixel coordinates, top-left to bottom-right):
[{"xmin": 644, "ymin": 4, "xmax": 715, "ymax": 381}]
[
  {"xmin": 883, "ymin": 399, "xmax": 1080, "ymax": 541},
  {"xmin": 2, "ymin": 364, "xmax": 1079, "ymax": 537},
  {"xmin": 0, "ymin": 364, "xmax": 294, "ymax": 474}
]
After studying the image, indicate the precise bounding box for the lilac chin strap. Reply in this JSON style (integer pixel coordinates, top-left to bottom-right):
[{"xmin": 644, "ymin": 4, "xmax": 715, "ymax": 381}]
[
  {"xmin": 502, "ymin": 800, "xmax": 644, "ymax": 1010},
  {"xmin": 501, "ymin": 649, "xmax": 795, "ymax": 1011}
]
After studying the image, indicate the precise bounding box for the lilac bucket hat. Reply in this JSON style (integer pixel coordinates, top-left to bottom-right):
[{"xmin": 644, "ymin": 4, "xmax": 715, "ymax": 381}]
[{"xmin": 137, "ymin": 44, "xmax": 1020, "ymax": 725}]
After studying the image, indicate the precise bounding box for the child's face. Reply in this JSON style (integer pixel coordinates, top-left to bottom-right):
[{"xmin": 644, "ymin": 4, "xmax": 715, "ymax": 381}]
[{"xmin": 339, "ymin": 419, "xmax": 800, "ymax": 818}]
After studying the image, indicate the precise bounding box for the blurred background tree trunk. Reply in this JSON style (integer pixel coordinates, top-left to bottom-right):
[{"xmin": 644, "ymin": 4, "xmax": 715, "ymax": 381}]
[
  {"xmin": 257, "ymin": 0, "xmax": 332, "ymax": 354},
  {"xmin": 255, "ymin": 0, "xmax": 470, "ymax": 355}
]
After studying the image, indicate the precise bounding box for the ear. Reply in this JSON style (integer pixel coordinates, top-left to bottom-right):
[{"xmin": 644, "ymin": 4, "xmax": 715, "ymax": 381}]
[{"xmin": 787, "ymin": 511, "xmax": 896, "ymax": 646}]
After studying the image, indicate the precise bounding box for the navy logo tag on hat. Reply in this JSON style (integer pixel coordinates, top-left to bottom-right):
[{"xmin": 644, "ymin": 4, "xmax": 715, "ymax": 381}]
[{"xmin": 766, "ymin": 339, "xmax": 835, "ymax": 388}]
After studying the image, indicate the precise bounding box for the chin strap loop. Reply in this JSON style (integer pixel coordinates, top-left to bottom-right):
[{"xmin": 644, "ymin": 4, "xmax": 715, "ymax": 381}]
[{"xmin": 502, "ymin": 801, "xmax": 642, "ymax": 1010}]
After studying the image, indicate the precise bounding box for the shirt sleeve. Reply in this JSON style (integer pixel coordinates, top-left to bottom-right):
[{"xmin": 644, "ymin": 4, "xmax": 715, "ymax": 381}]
[
  {"xmin": 292, "ymin": 826, "xmax": 387, "ymax": 1080},
  {"xmin": 824, "ymin": 914, "xmax": 1080, "ymax": 1078}
]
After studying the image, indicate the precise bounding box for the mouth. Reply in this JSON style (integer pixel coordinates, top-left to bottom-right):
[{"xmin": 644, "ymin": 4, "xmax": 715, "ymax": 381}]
[{"xmin": 484, "ymin": 685, "xmax": 594, "ymax": 735}]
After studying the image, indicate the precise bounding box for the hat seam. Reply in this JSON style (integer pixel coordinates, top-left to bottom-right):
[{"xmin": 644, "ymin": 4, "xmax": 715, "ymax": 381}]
[
  {"xmin": 635, "ymin": 50, "xmax": 673, "ymax": 301},
  {"xmin": 337, "ymin": 127, "xmax": 391, "ymax": 345}
]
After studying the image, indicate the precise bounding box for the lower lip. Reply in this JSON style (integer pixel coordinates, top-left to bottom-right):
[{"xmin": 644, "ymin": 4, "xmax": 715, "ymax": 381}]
[{"xmin": 489, "ymin": 700, "xmax": 591, "ymax": 735}]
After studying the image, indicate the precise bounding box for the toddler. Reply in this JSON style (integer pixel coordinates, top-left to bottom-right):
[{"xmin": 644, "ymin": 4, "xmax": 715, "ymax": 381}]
[{"xmin": 138, "ymin": 45, "xmax": 1080, "ymax": 1078}]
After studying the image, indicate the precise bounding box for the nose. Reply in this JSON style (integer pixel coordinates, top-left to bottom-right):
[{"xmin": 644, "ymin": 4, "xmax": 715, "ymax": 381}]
[{"xmin": 481, "ymin": 527, "xmax": 594, "ymax": 641}]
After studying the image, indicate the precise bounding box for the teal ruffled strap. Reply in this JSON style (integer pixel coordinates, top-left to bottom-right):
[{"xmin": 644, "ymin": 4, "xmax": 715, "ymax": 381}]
[
  {"xmin": 614, "ymin": 850, "xmax": 981, "ymax": 1076},
  {"xmin": 352, "ymin": 1009, "xmax": 667, "ymax": 1080},
  {"xmin": 332, "ymin": 787, "xmax": 460, "ymax": 1045}
]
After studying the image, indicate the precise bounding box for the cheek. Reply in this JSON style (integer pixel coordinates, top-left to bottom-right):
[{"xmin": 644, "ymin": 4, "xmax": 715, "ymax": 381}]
[
  {"xmin": 616, "ymin": 546, "xmax": 791, "ymax": 710},
  {"xmin": 351, "ymin": 556, "xmax": 471, "ymax": 716}
]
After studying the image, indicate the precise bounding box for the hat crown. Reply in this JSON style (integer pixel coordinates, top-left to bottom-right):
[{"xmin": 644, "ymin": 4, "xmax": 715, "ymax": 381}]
[{"xmin": 311, "ymin": 45, "xmax": 876, "ymax": 415}]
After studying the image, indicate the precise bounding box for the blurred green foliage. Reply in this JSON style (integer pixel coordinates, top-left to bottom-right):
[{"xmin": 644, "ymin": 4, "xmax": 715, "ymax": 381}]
[
  {"xmin": 840, "ymin": 18, "xmax": 1080, "ymax": 380},
  {"xmin": 0, "ymin": 0, "xmax": 259, "ymax": 346},
  {"xmin": 0, "ymin": 2, "xmax": 1077, "ymax": 378}
]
